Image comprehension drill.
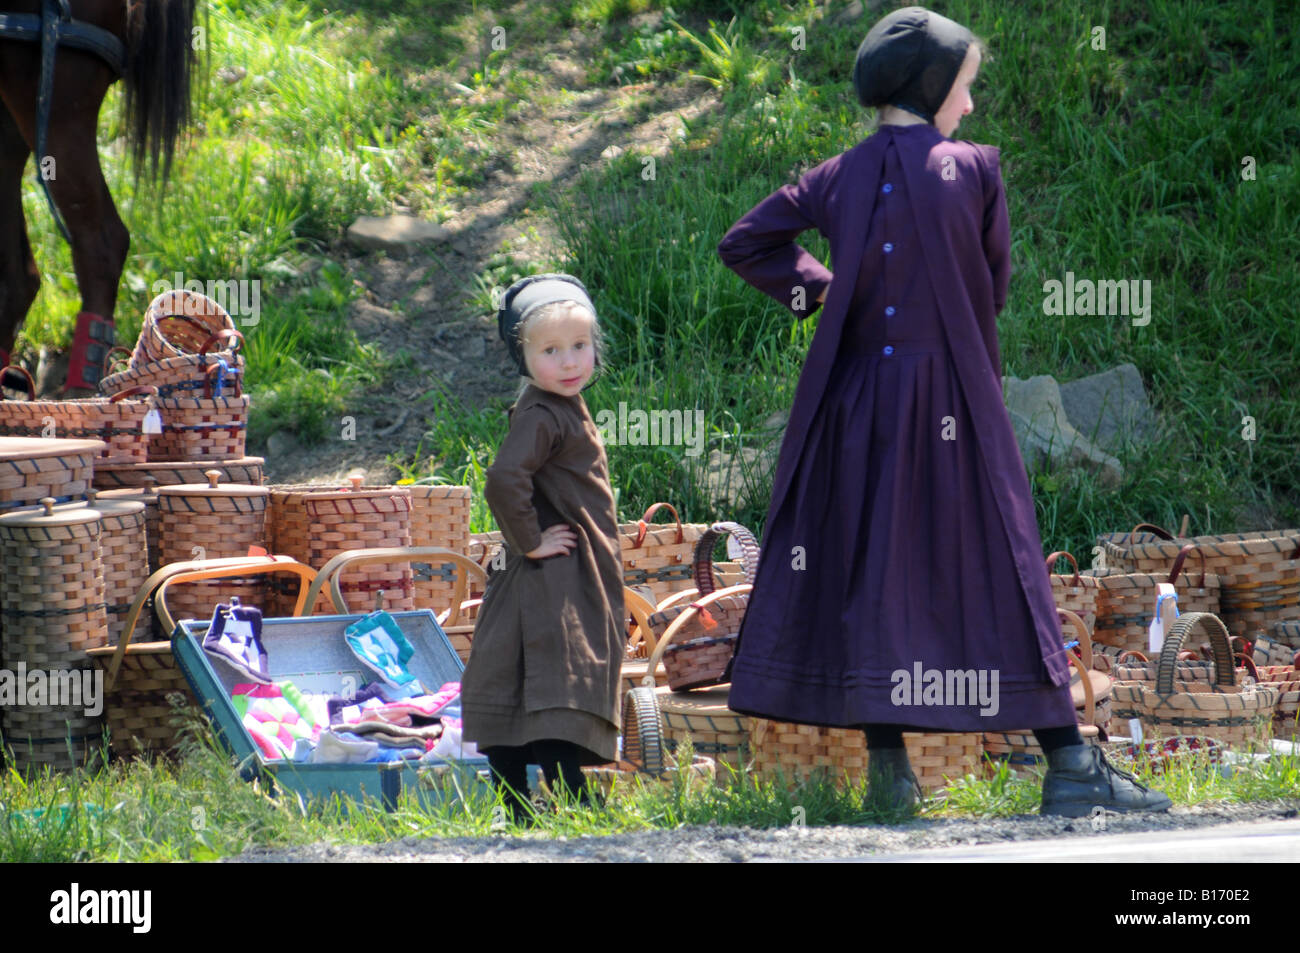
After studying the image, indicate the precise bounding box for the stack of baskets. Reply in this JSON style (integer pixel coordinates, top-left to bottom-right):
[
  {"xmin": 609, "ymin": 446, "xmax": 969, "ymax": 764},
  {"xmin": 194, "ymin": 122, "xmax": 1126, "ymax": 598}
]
[
  {"xmin": 99, "ymin": 290, "xmax": 250, "ymax": 464},
  {"xmin": 1098, "ymin": 522, "xmax": 1300, "ymax": 639}
]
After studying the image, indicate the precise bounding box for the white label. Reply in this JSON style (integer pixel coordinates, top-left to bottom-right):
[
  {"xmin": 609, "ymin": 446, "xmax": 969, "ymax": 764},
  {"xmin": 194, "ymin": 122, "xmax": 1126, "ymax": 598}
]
[
  {"xmin": 141, "ymin": 409, "xmax": 163, "ymax": 434},
  {"xmin": 725, "ymin": 536, "xmax": 744, "ymax": 560},
  {"xmin": 1148, "ymin": 583, "xmax": 1178, "ymax": 653},
  {"xmin": 1129, "ymin": 719, "xmax": 1143, "ymax": 744}
]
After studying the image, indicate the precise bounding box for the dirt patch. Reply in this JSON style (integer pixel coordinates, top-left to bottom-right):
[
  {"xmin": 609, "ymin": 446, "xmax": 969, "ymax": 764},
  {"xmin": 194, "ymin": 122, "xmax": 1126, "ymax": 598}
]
[{"xmin": 260, "ymin": 24, "xmax": 721, "ymax": 485}]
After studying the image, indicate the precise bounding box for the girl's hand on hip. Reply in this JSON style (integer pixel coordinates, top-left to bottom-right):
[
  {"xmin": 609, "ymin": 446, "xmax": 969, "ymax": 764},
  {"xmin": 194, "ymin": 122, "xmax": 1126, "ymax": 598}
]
[{"xmin": 526, "ymin": 523, "xmax": 577, "ymax": 559}]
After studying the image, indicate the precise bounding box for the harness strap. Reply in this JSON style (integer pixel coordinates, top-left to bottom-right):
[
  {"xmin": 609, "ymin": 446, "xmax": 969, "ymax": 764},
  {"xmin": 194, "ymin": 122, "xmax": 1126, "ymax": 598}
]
[{"xmin": 0, "ymin": 9, "xmax": 126, "ymax": 75}]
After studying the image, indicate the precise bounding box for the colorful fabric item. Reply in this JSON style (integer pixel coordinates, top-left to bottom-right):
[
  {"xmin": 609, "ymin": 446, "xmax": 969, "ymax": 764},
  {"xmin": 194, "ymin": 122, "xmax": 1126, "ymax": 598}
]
[
  {"xmin": 203, "ymin": 599, "xmax": 270, "ymax": 683},
  {"xmin": 232, "ymin": 681, "xmax": 321, "ymax": 760},
  {"xmin": 344, "ymin": 611, "xmax": 420, "ymax": 690}
]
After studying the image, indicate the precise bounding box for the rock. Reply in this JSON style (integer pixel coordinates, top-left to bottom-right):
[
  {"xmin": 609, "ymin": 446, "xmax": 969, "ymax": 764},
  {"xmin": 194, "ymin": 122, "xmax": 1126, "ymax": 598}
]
[
  {"xmin": 346, "ymin": 215, "xmax": 451, "ymax": 257},
  {"xmin": 1002, "ymin": 374, "xmax": 1123, "ymax": 487},
  {"xmin": 600, "ymin": 144, "xmax": 625, "ymax": 161},
  {"xmin": 1057, "ymin": 362, "xmax": 1157, "ymax": 453}
]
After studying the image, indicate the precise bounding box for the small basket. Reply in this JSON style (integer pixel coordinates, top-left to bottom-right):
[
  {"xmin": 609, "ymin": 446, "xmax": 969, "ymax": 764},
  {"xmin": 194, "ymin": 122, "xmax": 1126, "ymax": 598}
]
[
  {"xmin": 1129, "ymin": 612, "xmax": 1279, "ymax": 751},
  {"xmin": 618, "ymin": 503, "xmax": 712, "ymax": 604},
  {"xmin": 104, "ymin": 329, "xmax": 244, "ymax": 401},
  {"xmin": 93, "ymin": 455, "xmax": 265, "ymax": 491},
  {"xmin": 151, "ymin": 363, "xmax": 249, "ymax": 462},
  {"xmin": 132, "ymin": 290, "xmax": 238, "ymax": 366},
  {"xmin": 652, "ymin": 521, "xmax": 760, "ymax": 691},
  {"xmin": 0, "ymin": 437, "xmax": 100, "ymax": 514},
  {"xmin": 0, "ymin": 365, "xmax": 156, "ymax": 464}
]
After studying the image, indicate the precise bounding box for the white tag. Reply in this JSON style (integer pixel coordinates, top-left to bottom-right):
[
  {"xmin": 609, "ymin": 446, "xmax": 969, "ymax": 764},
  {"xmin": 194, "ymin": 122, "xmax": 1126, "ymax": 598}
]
[
  {"xmin": 141, "ymin": 409, "xmax": 163, "ymax": 434},
  {"xmin": 1129, "ymin": 719, "xmax": 1143, "ymax": 744},
  {"xmin": 725, "ymin": 536, "xmax": 744, "ymax": 560},
  {"xmin": 1148, "ymin": 583, "xmax": 1178, "ymax": 653}
]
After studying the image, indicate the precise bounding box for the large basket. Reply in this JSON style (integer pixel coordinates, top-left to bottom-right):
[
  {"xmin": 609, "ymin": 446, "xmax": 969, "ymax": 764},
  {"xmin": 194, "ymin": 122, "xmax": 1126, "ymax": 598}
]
[
  {"xmin": 1097, "ymin": 523, "xmax": 1300, "ymax": 637},
  {"xmin": 1092, "ymin": 545, "xmax": 1222, "ymax": 654},
  {"xmin": 268, "ymin": 476, "xmax": 413, "ymax": 615},
  {"xmin": 0, "ymin": 437, "xmax": 100, "ymax": 514},
  {"xmin": 157, "ymin": 471, "xmax": 270, "ymax": 624},
  {"xmin": 104, "ymin": 328, "xmax": 244, "ymax": 401},
  {"xmin": 0, "ymin": 499, "xmax": 106, "ymax": 772},
  {"xmin": 91, "ymin": 494, "xmax": 150, "ymax": 651},
  {"xmin": 1128, "ymin": 612, "xmax": 1278, "ymax": 751},
  {"xmin": 0, "ymin": 365, "xmax": 156, "ymax": 464},
  {"xmin": 618, "ymin": 503, "xmax": 711, "ymax": 604},
  {"xmin": 407, "ymin": 485, "xmax": 471, "ymax": 617},
  {"xmin": 97, "ymin": 486, "xmax": 163, "ymax": 576},
  {"xmin": 85, "ymin": 556, "xmax": 316, "ymax": 757}
]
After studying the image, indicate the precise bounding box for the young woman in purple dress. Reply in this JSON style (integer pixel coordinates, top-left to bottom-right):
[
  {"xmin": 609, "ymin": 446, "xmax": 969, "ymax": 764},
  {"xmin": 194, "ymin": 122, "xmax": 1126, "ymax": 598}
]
[{"xmin": 717, "ymin": 6, "xmax": 1171, "ymax": 817}]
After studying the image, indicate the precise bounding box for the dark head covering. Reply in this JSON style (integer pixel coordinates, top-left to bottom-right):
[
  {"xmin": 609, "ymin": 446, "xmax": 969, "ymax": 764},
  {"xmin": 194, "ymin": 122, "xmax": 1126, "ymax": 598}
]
[
  {"xmin": 853, "ymin": 6, "xmax": 975, "ymax": 124},
  {"xmin": 497, "ymin": 272, "xmax": 602, "ymax": 383}
]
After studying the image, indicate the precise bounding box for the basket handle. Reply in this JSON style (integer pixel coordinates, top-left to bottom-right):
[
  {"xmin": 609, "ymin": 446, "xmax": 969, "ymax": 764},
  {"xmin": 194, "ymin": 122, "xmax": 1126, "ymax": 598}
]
[
  {"xmin": 641, "ymin": 583, "xmax": 754, "ymax": 687},
  {"xmin": 1068, "ymin": 650, "xmax": 1096, "ymax": 729},
  {"xmin": 1235, "ymin": 652, "xmax": 1260, "ymax": 682},
  {"xmin": 300, "ymin": 546, "xmax": 486, "ymax": 616},
  {"xmin": 632, "ymin": 502, "xmax": 683, "ymax": 548},
  {"xmin": 104, "ymin": 555, "xmax": 317, "ymax": 690},
  {"xmin": 692, "ymin": 521, "xmax": 761, "ymax": 596},
  {"xmin": 1058, "ymin": 607, "xmax": 1093, "ymax": 672},
  {"xmin": 1128, "ymin": 522, "xmax": 1175, "ymax": 543},
  {"xmin": 1167, "ymin": 544, "xmax": 1206, "ymax": 588},
  {"xmin": 203, "ymin": 360, "xmax": 243, "ymax": 398},
  {"xmin": 1155, "ymin": 612, "xmax": 1236, "ymax": 695},
  {"xmin": 198, "ymin": 327, "xmax": 245, "ymax": 359},
  {"xmin": 1045, "ymin": 551, "xmax": 1081, "ymax": 586},
  {"xmin": 623, "ymin": 587, "xmax": 659, "ymax": 656},
  {"xmin": 102, "ymin": 346, "xmax": 133, "ymax": 378},
  {"xmin": 1117, "ymin": 649, "xmax": 1149, "ymax": 663},
  {"xmin": 0, "ymin": 364, "xmax": 36, "ymax": 400},
  {"xmin": 108, "ymin": 385, "xmax": 158, "ymax": 402}
]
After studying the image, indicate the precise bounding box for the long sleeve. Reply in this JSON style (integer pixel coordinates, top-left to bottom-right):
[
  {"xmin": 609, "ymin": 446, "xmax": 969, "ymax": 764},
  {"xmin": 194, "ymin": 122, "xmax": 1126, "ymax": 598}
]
[
  {"xmin": 980, "ymin": 146, "xmax": 1011, "ymax": 316},
  {"xmin": 717, "ymin": 161, "xmax": 835, "ymax": 321},
  {"xmin": 483, "ymin": 403, "xmax": 563, "ymax": 557}
]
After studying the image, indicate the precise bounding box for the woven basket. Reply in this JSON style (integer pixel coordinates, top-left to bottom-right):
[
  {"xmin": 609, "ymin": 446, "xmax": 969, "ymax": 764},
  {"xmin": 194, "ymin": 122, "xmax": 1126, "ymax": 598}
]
[
  {"xmin": 0, "ymin": 365, "xmax": 156, "ymax": 464},
  {"xmin": 90, "ymin": 494, "xmax": 150, "ymax": 652},
  {"xmin": 1047, "ymin": 551, "xmax": 1101, "ymax": 634},
  {"xmin": 132, "ymin": 290, "xmax": 237, "ymax": 366},
  {"xmin": 407, "ymin": 485, "xmax": 471, "ymax": 616},
  {"xmin": 656, "ymin": 522, "xmax": 759, "ymax": 691},
  {"xmin": 1092, "ymin": 545, "xmax": 1222, "ymax": 654},
  {"xmin": 651, "ymin": 685, "xmax": 752, "ymax": 777},
  {"xmin": 0, "ymin": 499, "xmax": 106, "ymax": 772},
  {"xmin": 97, "ymin": 486, "xmax": 162, "ymax": 577},
  {"xmin": 1253, "ymin": 629, "xmax": 1299, "ymax": 668},
  {"xmin": 151, "ymin": 362, "xmax": 248, "ymax": 462},
  {"xmin": 1098, "ymin": 523, "xmax": 1300, "ymax": 637},
  {"xmin": 105, "ymin": 327, "xmax": 244, "ymax": 401},
  {"xmin": 1128, "ymin": 612, "xmax": 1278, "ymax": 751},
  {"xmin": 268, "ymin": 476, "xmax": 412, "ymax": 615},
  {"xmin": 0, "ymin": 437, "xmax": 100, "ymax": 514},
  {"xmin": 158, "ymin": 471, "xmax": 270, "ymax": 623},
  {"xmin": 93, "ymin": 456, "xmax": 264, "ymax": 491},
  {"xmin": 619, "ymin": 504, "xmax": 711, "ymax": 604}
]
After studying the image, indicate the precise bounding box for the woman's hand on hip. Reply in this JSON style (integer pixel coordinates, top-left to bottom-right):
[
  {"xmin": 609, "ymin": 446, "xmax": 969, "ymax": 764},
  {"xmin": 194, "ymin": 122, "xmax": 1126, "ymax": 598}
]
[{"xmin": 526, "ymin": 523, "xmax": 577, "ymax": 559}]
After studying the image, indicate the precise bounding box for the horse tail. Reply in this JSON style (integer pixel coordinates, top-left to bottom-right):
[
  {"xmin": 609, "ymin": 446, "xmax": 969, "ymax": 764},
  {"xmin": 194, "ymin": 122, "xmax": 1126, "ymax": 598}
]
[{"xmin": 121, "ymin": 0, "xmax": 206, "ymax": 181}]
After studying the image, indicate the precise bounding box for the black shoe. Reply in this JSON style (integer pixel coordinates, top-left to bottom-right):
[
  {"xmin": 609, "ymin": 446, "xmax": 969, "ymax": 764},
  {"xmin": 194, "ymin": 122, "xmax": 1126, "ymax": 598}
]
[
  {"xmin": 1040, "ymin": 744, "xmax": 1173, "ymax": 817},
  {"xmin": 865, "ymin": 747, "xmax": 923, "ymax": 815}
]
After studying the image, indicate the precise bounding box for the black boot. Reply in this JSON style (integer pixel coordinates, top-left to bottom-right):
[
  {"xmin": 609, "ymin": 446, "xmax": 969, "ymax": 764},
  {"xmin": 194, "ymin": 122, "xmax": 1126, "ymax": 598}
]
[
  {"xmin": 865, "ymin": 747, "xmax": 923, "ymax": 815},
  {"xmin": 1040, "ymin": 744, "xmax": 1173, "ymax": 817}
]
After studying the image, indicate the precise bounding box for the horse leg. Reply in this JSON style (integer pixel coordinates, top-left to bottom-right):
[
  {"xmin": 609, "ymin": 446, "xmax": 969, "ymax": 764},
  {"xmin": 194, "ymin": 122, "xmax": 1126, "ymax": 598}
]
[{"xmin": 0, "ymin": 101, "xmax": 40, "ymax": 361}]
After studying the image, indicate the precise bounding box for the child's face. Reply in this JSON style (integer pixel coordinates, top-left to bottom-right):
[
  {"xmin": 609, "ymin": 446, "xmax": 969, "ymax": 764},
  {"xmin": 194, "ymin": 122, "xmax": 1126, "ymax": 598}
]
[
  {"xmin": 521, "ymin": 309, "xmax": 596, "ymax": 398},
  {"xmin": 934, "ymin": 43, "xmax": 981, "ymax": 138}
]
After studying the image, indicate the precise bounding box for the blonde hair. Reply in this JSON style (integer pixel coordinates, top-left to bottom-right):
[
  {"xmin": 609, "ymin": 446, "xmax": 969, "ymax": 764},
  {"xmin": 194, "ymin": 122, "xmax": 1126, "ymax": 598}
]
[{"xmin": 512, "ymin": 299, "xmax": 606, "ymax": 401}]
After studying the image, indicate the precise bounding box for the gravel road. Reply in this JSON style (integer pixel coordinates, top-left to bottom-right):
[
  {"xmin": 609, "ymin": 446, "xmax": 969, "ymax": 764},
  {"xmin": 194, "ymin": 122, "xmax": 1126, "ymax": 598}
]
[{"xmin": 229, "ymin": 798, "xmax": 1300, "ymax": 862}]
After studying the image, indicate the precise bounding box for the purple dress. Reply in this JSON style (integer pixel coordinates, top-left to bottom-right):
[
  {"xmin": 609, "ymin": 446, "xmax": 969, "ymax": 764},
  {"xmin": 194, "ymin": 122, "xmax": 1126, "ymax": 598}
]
[{"xmin": 716, "ymin": 123, "xmax": 1076, "ymax": 732}]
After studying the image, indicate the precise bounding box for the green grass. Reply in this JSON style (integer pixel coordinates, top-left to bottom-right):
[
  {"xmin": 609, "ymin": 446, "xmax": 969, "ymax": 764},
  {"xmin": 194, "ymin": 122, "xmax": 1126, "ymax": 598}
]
[{"xmin": 3, "ymin": 708, "xmax": 1297, "ymax": 860}]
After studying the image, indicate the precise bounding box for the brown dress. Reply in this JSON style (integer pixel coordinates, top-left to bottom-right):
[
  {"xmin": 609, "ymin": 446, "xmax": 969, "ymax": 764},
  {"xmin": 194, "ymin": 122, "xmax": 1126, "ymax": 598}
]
[{"xmin": 459, "ymin": 383, "xmax": 625, "ymax": 764}]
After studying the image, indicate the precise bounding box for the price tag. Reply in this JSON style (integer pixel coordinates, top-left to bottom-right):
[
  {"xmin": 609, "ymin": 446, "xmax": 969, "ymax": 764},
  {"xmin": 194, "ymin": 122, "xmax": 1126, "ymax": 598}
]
[
  {"xmin": 725, "ymin": 535, "xmax": 744, "ymax": 560},
  {"xmin": 141, "ymin": 409, "xmax": 163, "ymax": 434},
  {"xmin": 1147, "ymin": 583, "xmax": 1177, "ymax": 653},
  {"xmin": 1129, "ymin": 719, "xmax": 1143, "ymax": 744}
]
